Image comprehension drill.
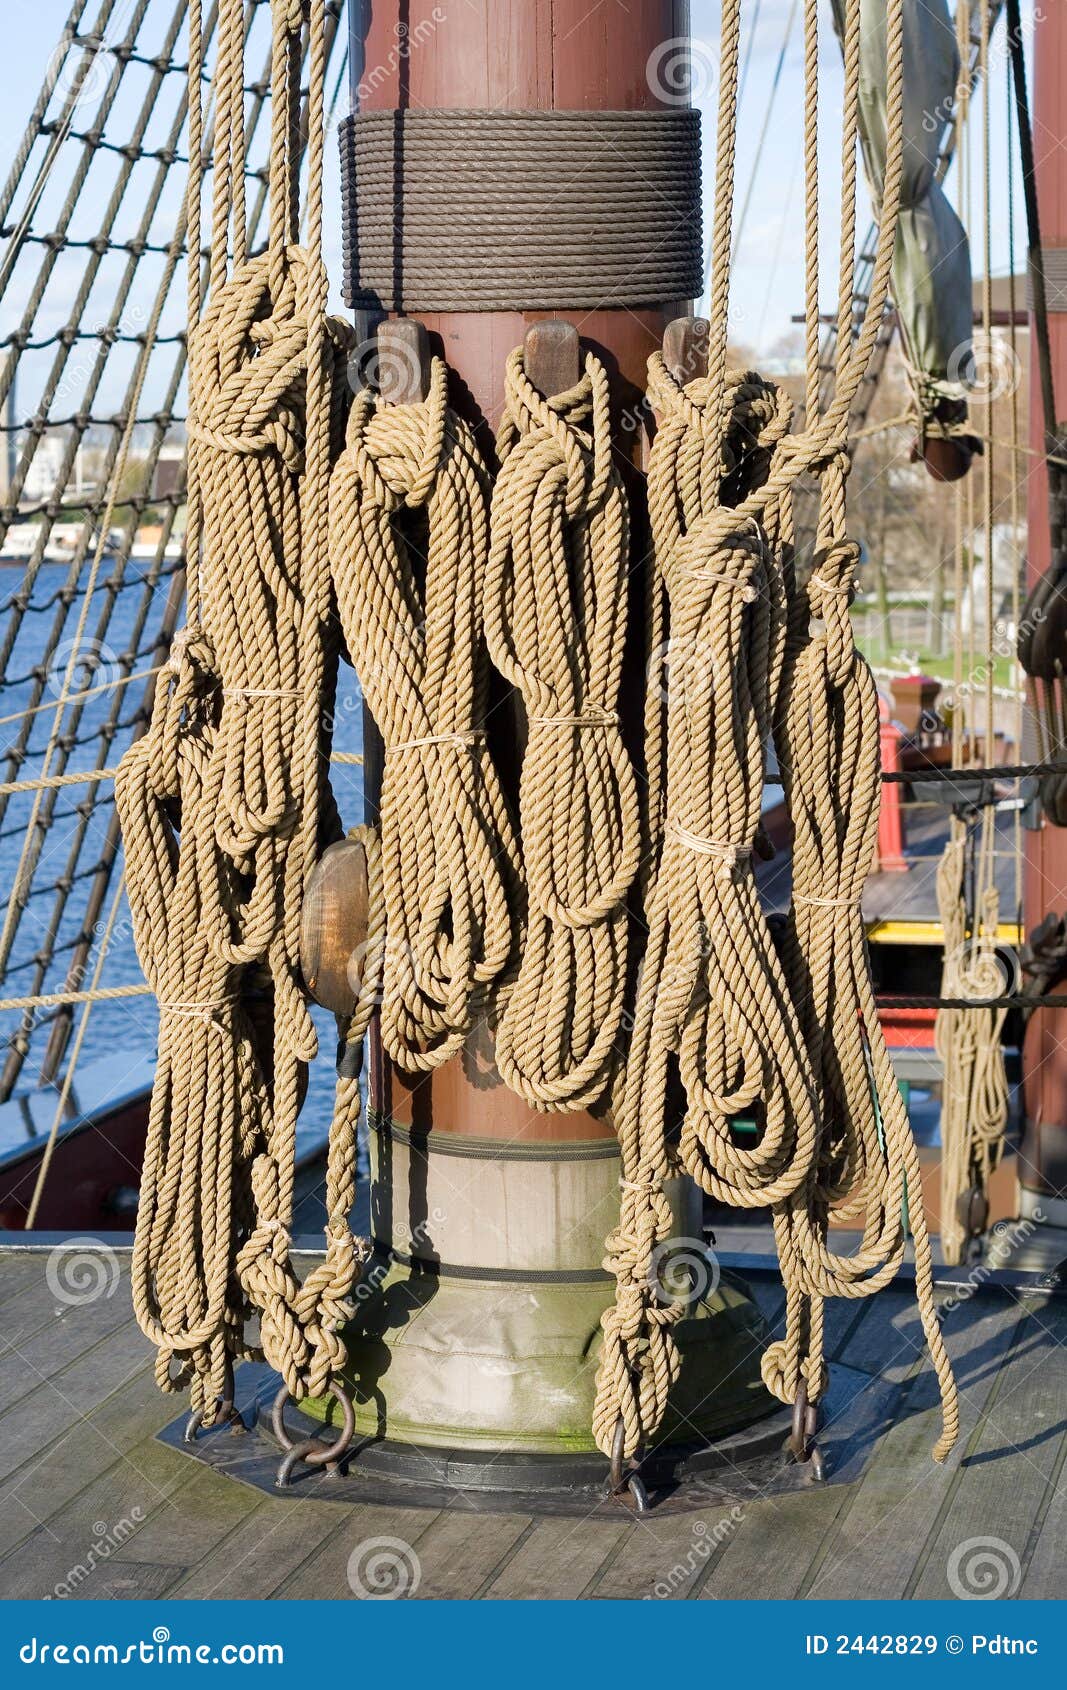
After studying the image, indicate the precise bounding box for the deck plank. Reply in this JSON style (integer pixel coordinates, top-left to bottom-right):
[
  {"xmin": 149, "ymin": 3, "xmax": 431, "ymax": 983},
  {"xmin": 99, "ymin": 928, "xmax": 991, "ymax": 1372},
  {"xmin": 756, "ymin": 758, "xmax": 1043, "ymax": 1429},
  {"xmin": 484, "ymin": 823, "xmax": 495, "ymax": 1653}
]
[
  {"xmin": 171, "ymin": 1495, "xmax": 366, "ymax": 1601},
  {"xmin": 0, "ymin": 1319, "xmax": 153, "ymax": 1488},
  {"xmin": 482, "ymin": 1514, "xmax": 629, "ymax": 1600},
  {"xmin": 805, "ymin": 1298, "xmax": 1027, "ymax": 1600},
  {"xmin": 0, "ymin": 1433, "xmax": 197, "ymax": 1599},
  {"xmin": 272, "ymin": 1505, "xmax": 439, "ymax": 1600},
  {"xmin": 701, "ymin": 1484, "xmax": 858, "ymax": 1600},
  {"xmin": 0, "ymin": 1353, "xmax": 182, "ymax": 1561},
  {"xmin": 908, "ymin": 1297, "xmax": 1067, "ymax": 1598},
  {"xmin": 587, "ymin": 1506, "xmax": 737, "ymax": 1599},
  {"xmin": 406, "ymin": 1508, "xmax": 534, "ymax": 1599},
  {"xmin": 0, "ymin": 1271, "xmax": 136, "ymax": 1417}
]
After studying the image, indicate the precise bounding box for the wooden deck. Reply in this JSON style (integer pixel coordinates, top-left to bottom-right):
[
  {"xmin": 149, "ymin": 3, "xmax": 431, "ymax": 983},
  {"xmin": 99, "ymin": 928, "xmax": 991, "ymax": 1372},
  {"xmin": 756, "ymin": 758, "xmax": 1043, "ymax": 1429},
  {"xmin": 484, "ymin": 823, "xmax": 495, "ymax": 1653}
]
[{"xmin": 0, "ymin": 1242, "xmax": 1063, "ymax": 1601}]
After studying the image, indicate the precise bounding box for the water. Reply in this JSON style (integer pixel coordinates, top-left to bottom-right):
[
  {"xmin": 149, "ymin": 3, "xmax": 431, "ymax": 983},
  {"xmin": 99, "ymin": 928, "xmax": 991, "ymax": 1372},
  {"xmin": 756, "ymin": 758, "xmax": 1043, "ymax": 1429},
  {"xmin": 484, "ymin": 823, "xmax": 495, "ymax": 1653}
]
[{"xmin": 0, "ymin": 556, "xmax": 366, "ymax": 1157}]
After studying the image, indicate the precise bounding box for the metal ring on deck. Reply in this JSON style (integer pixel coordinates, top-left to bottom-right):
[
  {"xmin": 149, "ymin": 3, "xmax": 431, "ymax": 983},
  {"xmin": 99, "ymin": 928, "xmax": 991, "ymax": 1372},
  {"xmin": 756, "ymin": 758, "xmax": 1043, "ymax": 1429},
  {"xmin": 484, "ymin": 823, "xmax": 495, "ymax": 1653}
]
[
  {"xmin": 608, "ymin": 1415, "xmax": 651, "ymax": 1514},
  {"xmin": 271, "ymin": 1381, "xmax": 355, "ymax": 1488},
  {"xmin": 183, "ymin": 1359, "xmax": 246, "ymax": 1442},
  {"xmin": 787, "ymin": 1381, "xmax": 827, "ymax": 1482}
]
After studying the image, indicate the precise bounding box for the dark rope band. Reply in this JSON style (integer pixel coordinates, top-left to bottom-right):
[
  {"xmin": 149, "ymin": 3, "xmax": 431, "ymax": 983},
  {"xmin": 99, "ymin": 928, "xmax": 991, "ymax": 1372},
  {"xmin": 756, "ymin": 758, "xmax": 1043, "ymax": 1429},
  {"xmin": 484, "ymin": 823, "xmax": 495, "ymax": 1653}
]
[{"xmin": 339, "ymin": 108, "xmax": 703, "ymax": 312}]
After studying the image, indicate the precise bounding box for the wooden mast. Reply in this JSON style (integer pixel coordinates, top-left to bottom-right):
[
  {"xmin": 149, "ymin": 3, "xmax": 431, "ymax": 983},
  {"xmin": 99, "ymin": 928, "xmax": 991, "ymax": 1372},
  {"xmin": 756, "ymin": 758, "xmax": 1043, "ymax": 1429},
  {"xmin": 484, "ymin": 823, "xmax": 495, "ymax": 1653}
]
[{"xmin": 353, "ymin": 0, "xmax": 690, "ymax": 1152}]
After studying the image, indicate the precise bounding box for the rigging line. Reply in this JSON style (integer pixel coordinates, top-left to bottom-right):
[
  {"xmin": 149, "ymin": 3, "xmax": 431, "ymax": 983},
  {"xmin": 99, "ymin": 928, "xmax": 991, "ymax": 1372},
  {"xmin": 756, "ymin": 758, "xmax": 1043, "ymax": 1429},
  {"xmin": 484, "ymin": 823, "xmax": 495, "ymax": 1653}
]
[
  {"xmin": 0, "ymin": 7, "xmax": 122, "ymax": 299},
  {"xmin": 738, "ymin": 0, "xmax": 764, "ymax": 106},
  {"xmin": 0, "ymin": 0, "xmax": 92, "ymax": 230},
  {"xmin": 0, "ymin": 983, "xmax": 153, "ymax": 1012},
  {"xmin": 0, "ymin": 746, "xmax": 366, "ymax": 796},
  {"xmin": 723, "ymin": 0, "xmax": 799, "ymax": 279},
  {"xmin": 23, "ymin": 867, "xmax": 130, "ymax": 1230},
  {"xmin": 0, "ymin": 205, "xmax": 187, "ymax": 980},
  {"xmin": 0, "ymin": 666, "xmax": 165, "ymax": 733}
]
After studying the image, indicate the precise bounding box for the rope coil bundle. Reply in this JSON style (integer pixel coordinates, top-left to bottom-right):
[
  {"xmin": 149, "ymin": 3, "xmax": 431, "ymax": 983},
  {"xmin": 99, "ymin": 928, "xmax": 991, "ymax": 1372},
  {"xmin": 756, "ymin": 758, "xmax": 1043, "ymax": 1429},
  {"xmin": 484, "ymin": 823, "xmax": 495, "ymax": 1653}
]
[
  {"xmin": 594, "ymin": 0, "xmax": 958, "ymax": 1466},
  {"xmin": 592, "ymin": 360, "xmax": 822, "ymax": 1460},
  {"xmin": 773, "ymin": 498, "xmax": 958, "ymax": 1455},
  {"xmin": 327, "ymin": 356, "xmax": 524, "ymax": 1071},
  {"xmin": 935, "ymin": 828, "xmax": 1009, "ymax": 1266},
  {"xmin": 484, "ymin": 348, "xmax": 641, "ymax": 1113},
  {"xmin": 117, "ymin": 0, "xmax": 365, "ymax": 1416}
]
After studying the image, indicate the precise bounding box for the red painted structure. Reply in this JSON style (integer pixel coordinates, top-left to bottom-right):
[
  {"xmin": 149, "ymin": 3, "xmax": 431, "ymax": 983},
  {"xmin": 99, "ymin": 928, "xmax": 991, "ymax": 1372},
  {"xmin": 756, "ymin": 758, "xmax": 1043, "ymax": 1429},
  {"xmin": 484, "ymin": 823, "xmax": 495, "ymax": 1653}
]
[
  {"xmin": 1021, "ymin": 2, "xmax": 1067, "ymax": 1209},
  {"xmin": 353, "ymin": 0, "xmax": 690, "ymax": 1151}
]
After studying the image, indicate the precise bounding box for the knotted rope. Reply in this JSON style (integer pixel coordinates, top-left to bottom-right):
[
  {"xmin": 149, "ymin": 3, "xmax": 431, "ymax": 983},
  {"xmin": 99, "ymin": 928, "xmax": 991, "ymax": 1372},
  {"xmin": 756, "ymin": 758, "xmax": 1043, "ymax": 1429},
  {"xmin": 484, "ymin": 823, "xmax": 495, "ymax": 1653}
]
[
  {"xmin": 117, "ymin": 0, "xmax": 366, "ymax": 1416},
  {"xmin": 484, "ymin": 348, "xmax": 641, "ymax": 1113},
  {"xmin": 592, "ymin": 362, "xmax": 820, "ymax": 1460},
  {"xmin": 773, "ymin": 495, "xmax": 958, "ymax": 1457},
  {"xmin": 594, "ymin": 0, "xmax": 957, "ymax": 1465},
  {"xmin": 327, "ymin": 356, "xmax": 523, "ymax": 1071}
]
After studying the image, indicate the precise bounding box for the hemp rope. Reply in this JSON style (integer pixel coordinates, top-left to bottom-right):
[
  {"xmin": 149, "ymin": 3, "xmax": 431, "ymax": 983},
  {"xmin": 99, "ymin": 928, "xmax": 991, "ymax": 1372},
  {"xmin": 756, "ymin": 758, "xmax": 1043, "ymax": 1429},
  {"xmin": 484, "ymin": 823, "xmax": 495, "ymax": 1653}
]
[
  {"xmin": 327, "ymin": 356, "xmax": 523, "ymax": 1072},
  {"xmin": 116, "ymin": 0, "xmax": 365, "ymax": 1418},
  {"xmin": 484, "ymin": 348, "xmax": 641, "ymax": 1113},
  {"xmin": 936, "ymin": 830, "xmax": 1009, "ymax": 1265},
  {"xmin": 774, "ymin": 510, "xmax": 958, "ymax": 1459},
  {"xmin": 593, "ymin": 0, "xmax": 957, "ymax": 1464},
  {"xmin": 592, "ymin": 360, "xmax": 820, "ymax": 1460}
]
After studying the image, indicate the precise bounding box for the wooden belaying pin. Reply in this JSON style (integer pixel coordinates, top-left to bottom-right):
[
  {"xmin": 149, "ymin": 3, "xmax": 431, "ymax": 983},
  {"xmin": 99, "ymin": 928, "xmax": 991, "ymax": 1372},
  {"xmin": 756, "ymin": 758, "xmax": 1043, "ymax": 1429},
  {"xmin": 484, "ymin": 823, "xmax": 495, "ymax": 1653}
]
[
  {"xmin": 524, "ymin": 319, "xmax": 581, "ymax": 398},
  {"xmin": 373, "ymin": 318, "xmax": 432, "ymax": 404},
  {"xmin": 662, "ymin": 315, "xmax": 710, "ymax": 384}
]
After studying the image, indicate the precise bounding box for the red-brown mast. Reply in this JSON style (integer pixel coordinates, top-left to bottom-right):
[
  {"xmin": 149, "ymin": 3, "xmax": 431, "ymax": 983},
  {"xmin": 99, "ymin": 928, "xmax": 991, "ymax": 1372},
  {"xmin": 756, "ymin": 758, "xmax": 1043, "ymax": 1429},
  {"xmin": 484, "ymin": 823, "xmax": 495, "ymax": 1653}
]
[{"xmin": 354, "ymin": 0, "xmax": 689, "ymax": 1150}]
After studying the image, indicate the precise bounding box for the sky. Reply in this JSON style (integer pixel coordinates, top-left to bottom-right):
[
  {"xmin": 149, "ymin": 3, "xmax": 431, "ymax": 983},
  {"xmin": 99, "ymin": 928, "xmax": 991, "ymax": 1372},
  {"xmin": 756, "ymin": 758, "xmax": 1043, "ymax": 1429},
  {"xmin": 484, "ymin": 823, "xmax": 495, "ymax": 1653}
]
[{"xmin": 0, "ymin": 0, "xmax": 1033, "ymax": 373}]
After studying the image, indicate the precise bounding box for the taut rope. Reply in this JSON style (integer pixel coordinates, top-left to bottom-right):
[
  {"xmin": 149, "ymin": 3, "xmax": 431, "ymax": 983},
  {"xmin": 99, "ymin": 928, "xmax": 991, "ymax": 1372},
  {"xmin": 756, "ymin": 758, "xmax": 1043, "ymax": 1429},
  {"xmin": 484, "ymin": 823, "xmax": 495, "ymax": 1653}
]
[
  {"xmin": 327, "ymin": 357, "xmax": 523, "ymax": 1071},
  {"xmin": 485, "ymin": 348, "xmax": 641, "ymax": 1113}
]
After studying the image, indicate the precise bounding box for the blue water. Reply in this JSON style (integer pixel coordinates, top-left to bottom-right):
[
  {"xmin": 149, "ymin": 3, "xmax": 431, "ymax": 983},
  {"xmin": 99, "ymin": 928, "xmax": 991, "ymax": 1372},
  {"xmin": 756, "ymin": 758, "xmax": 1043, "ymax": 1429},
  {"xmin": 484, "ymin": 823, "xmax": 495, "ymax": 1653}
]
[{"xmin": 0, "ymin": 557, "xmax": 366, "ymax": 1153}]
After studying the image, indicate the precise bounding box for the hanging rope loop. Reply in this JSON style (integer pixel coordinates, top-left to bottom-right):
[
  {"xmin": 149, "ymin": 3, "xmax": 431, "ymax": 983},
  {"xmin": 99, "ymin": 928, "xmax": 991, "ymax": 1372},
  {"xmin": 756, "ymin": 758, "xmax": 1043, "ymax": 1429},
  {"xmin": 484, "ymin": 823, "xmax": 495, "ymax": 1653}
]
[
  {"xmin": 484, "ymin": 345, "xmax": 640, "ymax": 1111},
  {"xmin": 328, "ymin": 354, "xmax": 524, "ymax": 1073}
]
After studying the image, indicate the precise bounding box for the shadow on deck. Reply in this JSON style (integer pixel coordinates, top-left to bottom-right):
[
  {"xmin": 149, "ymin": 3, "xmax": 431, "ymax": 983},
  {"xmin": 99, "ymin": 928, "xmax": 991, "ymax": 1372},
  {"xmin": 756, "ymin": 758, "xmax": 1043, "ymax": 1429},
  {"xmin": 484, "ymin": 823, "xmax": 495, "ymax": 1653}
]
[{"xmin": 0, "ymin": 1240, "xmax": 1062, "ymax": 1601}]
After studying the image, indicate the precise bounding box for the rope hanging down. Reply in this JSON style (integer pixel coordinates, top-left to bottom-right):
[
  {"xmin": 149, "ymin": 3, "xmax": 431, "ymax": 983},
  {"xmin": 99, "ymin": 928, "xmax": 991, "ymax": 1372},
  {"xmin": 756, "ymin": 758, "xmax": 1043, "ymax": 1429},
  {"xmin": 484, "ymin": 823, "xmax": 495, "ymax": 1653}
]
[
  {"xmin": 117, "ymin": 0, "xmax": 364, "ymax": 1418},
  {"xmin": 773, "ymin": 504, "xmax": 957, "ymax": 1457},
  {"xmin": 594, "ymin": 0, "xmax": 958, "ymax": 1466},
  {"xmin": 935, "ymin": 829, "xmax": 1009, "ymax": 1265},
  {"xmin": 484, "ymin": 348, "xmax": 641, "ymax": 1113},
  {"xmin": 592, "ymin": 362, "xmax": 820, "ymax": 1461},
  {"xmin": 327, "ymin": 357, "xmax": 524, "ymax": 1072}
]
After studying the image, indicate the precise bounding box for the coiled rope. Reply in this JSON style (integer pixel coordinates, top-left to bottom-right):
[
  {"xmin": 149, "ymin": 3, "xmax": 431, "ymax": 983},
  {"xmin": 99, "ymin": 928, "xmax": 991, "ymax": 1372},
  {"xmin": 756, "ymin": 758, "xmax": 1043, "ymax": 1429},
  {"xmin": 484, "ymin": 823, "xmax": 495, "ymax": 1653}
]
[
  {"xmin": 327, "ymin": 356, "xmax": 523, "ymax": 1071},
  {"xmin": 484, "ymin": 348, "xmax": 641, "ymax": 1113},
  {"xmin": 116, "ymin": 0, "xmax": 365, "ymax": 1416},
  {"xmin": 936, "ymin": 829, "xmax": 1009, "ymax": 1266},
  {"xmin": 773, "ymin": 497, "xmax": 958, "ymax": 1458},
  {"xmin": 593, "ymin": 0, "xmax": 958, "ymax": 1464},
  {"xmin": 592, "ymin": 361, "xmax": 821, "ymax": 1460}
]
